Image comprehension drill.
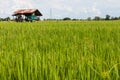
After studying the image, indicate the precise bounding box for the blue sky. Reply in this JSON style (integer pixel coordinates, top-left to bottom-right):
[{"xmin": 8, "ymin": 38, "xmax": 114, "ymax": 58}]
[{"xmin": 0, "ymin": 0, "xmax": 120, "ymax": 19}]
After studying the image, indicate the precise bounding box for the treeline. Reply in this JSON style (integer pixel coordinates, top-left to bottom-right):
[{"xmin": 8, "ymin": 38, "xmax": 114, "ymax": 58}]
[
  {"xmin": 45, "ymin": 14, "xmax": 120, "ymax": 21},
  {"xmin": 1, "ymin": 14, "xmax": 120, "ymax": 21},
  {"xmin": 92, "ymin": 15, "xmax": 120, "ymax": 20},
  {"xmin": 0, "ymin": 17, "xmax": 11, "ymax": 21}
]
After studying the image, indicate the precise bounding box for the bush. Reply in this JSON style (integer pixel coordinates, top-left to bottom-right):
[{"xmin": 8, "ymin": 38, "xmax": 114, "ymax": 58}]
[{"xmin": 63, "ymin": 17, "xmax": 71, "ymax": 20}]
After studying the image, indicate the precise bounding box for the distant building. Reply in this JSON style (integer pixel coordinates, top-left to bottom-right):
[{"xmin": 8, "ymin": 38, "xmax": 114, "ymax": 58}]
[{"xmin": 12, "ymin": 9, "xmax": 42, "ymax": 22}]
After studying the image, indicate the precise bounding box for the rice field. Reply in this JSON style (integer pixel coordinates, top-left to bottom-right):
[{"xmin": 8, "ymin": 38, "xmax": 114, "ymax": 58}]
[{"xmin": 0, "ymin": 21, "xmax": 120, "ymax": 80}]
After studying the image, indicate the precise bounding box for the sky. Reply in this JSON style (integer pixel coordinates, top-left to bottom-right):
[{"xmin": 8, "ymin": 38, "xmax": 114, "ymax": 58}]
[{"xmin": 0, "ymin": 0, "xmax": 120, "ymax": 19}]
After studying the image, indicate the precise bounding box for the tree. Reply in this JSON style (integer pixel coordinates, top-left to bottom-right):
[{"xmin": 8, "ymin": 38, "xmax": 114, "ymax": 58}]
[
  {"xmin": 63, "ymin": 17, "xmax": 71, "ymax": 20},
  {"xmin": 105, "ymin": 14, "xmax": 110, "ymax": 20},
  {"xmin": 87, "ymin": 17, "xmax": 92, "ymax": 21},
  {"xmin": 6, "ymin": 17, "xmax": 10, "ymax": 21},
  {"xmin": 94, "ymin": 16, "xmax": 101, "ymax": 20},
  {"xmin": 72, "ymin": 18, "xmax": 79, "ymax": 21},
  {"xmin": 0, "ymin": 18, "xmax": 2, "ymax": 21}
]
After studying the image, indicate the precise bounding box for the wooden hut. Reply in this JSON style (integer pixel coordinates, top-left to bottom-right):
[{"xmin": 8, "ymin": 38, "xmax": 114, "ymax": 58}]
[{"xmin": 12, "ymin": 9, "xmax": 42, "ymax": 22}]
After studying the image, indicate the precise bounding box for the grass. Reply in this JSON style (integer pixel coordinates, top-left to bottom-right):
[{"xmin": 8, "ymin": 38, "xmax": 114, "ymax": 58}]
[{"xmin": 0, "ymin": 21, "xmax": 120, "ymax": 80}]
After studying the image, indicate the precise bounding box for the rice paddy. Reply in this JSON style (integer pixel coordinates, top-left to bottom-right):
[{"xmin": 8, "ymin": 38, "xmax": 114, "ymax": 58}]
[{"xmin": 0, "ymin": 21, "xmax": 120, "ymax": 80}]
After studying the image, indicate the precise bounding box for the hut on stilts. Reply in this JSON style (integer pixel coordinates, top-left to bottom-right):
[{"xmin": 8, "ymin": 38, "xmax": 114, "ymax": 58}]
[{"xmin": 12, "ymin": 9, "xmax": 42, "ymax": 22}]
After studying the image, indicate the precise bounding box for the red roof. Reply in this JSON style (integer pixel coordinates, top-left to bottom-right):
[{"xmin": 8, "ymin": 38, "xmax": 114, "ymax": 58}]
[
  {"xmin": 13, "ymin": 9, "xmax": 42, "ymax": 16},
  {"xmin": 14, "ymin": 9, "xmax": 36, "ymax": 14}
]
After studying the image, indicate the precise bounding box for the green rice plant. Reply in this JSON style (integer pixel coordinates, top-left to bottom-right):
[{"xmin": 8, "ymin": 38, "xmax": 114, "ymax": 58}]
[{"xmin": 0, "ymin": 21, "xmax": 120, "ymax": 80}]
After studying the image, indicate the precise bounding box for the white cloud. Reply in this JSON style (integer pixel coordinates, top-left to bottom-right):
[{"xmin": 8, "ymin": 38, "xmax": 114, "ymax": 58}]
[
  {"xmin": 12, "ymin": 0, "xmax": 33, "ymax": 10},
  {"xmin": 0, "ymin": 0, "xmax": 120, "ymax": 18},
  {"xmin": 0, "ymin": 10, "xmax": 3, "ymax": 14},
  {"xmin": 79, "ymin": 2, "xmax": 101, "ymax": 17},
  {"xmin": 47, "ymin": 0, "xmax": 73, "ymax": 12},
  {"xmin": 0, "ymin": 0, "xmax": 33, "ymax": 15},
  {"xmin": 83, "ymin": 8, "xmax": 88, "ymax": 14},
  {"xmin": 91, "ymin": 2, "xmax": 101, "ymax": 16}
]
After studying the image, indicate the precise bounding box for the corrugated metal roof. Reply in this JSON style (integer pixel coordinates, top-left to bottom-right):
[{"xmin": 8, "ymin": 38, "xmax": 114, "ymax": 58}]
[
  {"xmin": 14, "ymin": 9, "xmax": 37, "ymax": 14},
  {"xmin": 13, "ymin": 9, "xmax": 42, "ymax": 16}
]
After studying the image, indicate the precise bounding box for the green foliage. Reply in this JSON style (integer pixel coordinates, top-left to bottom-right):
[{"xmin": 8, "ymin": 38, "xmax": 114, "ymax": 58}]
[
  {"xmin": 0, "ymin": 21, "xmax": 120, "ymax": 80},
  {"xmin": 105, "ymin": 14, "xmax": 111, "ymax": 20},
  {"xmin": 63, "ymin": 17, "xmax": 71, "ymax": 20},
  {"xmin": 94, "ymin": 16, "xmax": 101, "ymax": 20}
]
